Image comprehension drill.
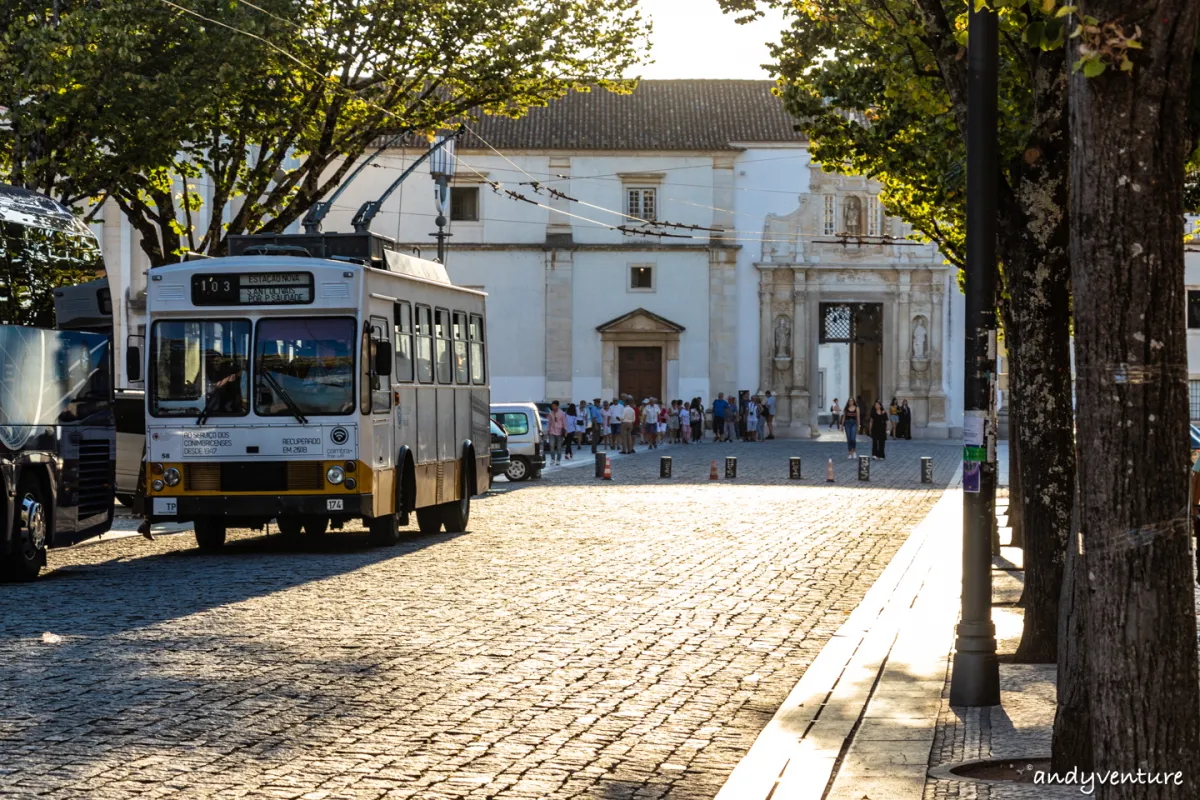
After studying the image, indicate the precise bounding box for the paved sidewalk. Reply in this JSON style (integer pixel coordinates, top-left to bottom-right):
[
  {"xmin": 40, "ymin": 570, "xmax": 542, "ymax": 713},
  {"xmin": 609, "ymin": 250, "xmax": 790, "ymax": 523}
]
[
  {"xmin": 715, "ymin": 472, "xmax": 963, "ymax": 800},
  {"xmin": 718, "ymin": 443, "xmax": 1076, "ymax": 800}
]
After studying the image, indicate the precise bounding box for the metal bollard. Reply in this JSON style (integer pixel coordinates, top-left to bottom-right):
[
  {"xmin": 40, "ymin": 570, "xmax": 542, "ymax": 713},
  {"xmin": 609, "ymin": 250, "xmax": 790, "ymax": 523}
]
[
  {"xmin": 660, "ymin": 456, "xmax": 672, "ymax": 478},
  {"xmin": 789, "ymin": 457, "xmax": 802, "ymax": 480},
  {"xmin": 595, "ymin": 452, "xmax": 606, "ymax": 479},
  {"xmin": 725, "ymin": 456, "xmax": 737, "ymax": 479},
  {"xmin": 858, "ymin": 455, "xmax": 870, "ymax": 481},
  {"xmin": 921, "ymin": 456, "xmax": 933, "ymax": 484}
]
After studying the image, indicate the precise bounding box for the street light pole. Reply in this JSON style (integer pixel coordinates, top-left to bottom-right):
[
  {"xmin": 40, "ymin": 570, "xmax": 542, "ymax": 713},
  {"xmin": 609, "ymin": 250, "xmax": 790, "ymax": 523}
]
[
  {"xmin": 428, "ymin": 133, "xmax": 458, "ymax": 264},
  {"xmin": 949, "ymin": 0, "xmax": 1001, "ymax": 707}
]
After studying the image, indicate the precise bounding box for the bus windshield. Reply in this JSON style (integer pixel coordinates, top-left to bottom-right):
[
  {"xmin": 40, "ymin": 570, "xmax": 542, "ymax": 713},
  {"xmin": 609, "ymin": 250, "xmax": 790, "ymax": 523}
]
[
  {"xmin": 254, "ymin": 317, "xmax": 355, "ymax": 417},
  {"xmin": 150, "ymin": 320, "xmax": 250, "ymax": 417}
]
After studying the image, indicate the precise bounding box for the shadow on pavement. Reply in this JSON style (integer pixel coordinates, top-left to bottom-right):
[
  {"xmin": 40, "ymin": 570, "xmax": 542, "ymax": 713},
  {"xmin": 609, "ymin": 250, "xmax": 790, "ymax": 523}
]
[{"xmin": 0, "ymin": 527, "xmax": 466, "ymax": 638}]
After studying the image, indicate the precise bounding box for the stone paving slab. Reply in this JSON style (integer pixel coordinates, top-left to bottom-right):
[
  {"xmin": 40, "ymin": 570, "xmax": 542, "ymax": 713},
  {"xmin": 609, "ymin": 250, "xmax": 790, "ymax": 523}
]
[{"xmin": 0, "ymin": 441, "xmax": 959, "ymax": 800}]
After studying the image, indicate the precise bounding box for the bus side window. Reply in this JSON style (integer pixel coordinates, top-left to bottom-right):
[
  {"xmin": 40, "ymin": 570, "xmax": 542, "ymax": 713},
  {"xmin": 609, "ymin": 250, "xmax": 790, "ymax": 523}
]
[
  {"xmin": 434, "ymin": 308, "xmax": 452, "ymax": 384},
  {"xmin": 452, "ymin": 311, "xmax": 468, "ymax": 384},
  {"xmin": 394, "ymin": 301, "xmax": 414, "ymax": 382},
  {"xmin": 415, "ymin": 304, "xmax": 433, "ymax": 383},
  {"xmin": 469, "ymin": 314, "xmax": 486, "ymax": 385},
  {"xmin": 370, "ymin": 315, "xmax": 391, "ymax": 412}
]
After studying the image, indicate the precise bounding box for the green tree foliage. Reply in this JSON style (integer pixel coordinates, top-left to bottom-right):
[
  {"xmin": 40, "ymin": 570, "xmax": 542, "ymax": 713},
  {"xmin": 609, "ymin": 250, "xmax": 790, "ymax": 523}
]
[{"xmin": 1, "ymin": 0, "xmax": 651, "ymax": 266}]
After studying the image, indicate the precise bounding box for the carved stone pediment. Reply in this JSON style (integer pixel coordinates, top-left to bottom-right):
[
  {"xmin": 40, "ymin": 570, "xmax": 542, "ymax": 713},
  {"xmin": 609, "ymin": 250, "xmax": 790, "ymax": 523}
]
[{"xmin": 596, "ymin": 308, "xmax": 686, "ymax": 334}]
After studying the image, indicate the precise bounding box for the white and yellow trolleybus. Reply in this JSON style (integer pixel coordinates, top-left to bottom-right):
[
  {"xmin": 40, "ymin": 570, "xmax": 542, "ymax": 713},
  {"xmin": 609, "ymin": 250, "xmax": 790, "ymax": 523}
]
[{"xmin": 141, "ymin": 239, "xmax": 490, "ymax": 550}]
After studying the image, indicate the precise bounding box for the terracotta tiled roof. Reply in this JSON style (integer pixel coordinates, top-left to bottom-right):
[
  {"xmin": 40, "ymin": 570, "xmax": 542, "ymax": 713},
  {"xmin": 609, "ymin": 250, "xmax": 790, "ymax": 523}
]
[{"xmin": 462, "ymin": 80, "xmax": 803, "ymax": 151}]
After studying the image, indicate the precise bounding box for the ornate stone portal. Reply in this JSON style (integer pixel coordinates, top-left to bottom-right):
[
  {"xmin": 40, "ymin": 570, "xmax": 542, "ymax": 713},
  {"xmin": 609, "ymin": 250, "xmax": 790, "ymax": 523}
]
[{"xmin": 753, "ymin": 167, "xmax": 954, "ymax": 438}]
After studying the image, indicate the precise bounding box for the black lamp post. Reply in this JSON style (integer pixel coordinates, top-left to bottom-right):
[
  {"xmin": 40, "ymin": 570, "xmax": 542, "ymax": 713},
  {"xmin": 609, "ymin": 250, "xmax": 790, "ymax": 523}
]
[
  {"xmin": 428, "ymin": 132, "xmax": 456, "ymax": 264},
  {"xmin": 949, "ymin": 0, "xmax": 1001, "ymax": 707}
]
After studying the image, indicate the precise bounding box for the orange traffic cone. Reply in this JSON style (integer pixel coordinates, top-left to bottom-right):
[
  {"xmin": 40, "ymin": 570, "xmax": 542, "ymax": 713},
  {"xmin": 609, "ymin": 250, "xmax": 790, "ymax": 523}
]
[
  {"xmin": 826, "ymin": 458, "xmax": 835, "ymax": 483},
  {"xmin": 709, "ymin": 460, "xmax": 719, "ymax": 481},
  {"xmin": 603, "ymin": 456, "xmax": 613, "ymax": 480}
]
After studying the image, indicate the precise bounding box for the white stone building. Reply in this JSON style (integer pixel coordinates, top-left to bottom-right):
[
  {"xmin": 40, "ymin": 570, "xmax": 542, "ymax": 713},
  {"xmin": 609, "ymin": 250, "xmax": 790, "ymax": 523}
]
[{"xmin": 93, "ymin": 80, "xmax": 966, "ymax": 438}]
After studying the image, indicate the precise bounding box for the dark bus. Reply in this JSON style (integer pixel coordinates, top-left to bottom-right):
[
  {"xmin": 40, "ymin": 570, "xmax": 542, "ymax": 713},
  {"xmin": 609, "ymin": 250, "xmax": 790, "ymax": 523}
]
[{"xmin": 0, "ymin": 326, "xmax": 116, "ymax": 580}]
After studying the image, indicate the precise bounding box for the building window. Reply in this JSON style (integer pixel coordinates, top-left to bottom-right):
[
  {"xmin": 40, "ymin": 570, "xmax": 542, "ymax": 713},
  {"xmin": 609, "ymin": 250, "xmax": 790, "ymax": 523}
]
[
  {"xmin": 1191, "ymin": 380, "xmax": 1200, "ymax": 420},
  {"xmin": 868, "ymin": 196, "xmax": 883, "ymax": 237},
  {"xmin": 823, "ymin": 195, "xmax": 836, "ymax": 235},
  {"xmin": 1188, "ymin": 290, "xmax": 1200, "ymax": 328},
  {"xmin": 629, "ymin": 264, "xmax": 655, "ymax": 292},
  {"xmin": 450, "ymin": 187, "xmax": 479, "ymax": 222},
  {"xmin": 626, "ymin": 187, "xmax": 657, "ymax": 222}
]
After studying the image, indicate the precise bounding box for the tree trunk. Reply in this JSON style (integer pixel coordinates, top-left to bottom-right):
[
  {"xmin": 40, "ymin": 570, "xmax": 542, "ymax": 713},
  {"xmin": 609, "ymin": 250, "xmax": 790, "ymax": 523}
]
[
  {"xmin": 1070, "ymin": 2, "xmax": 1200, "ymax": 795},
  {"xmin": 1004, "ymin": 48, "xmax": 1075, "ymax": 665},
  {"xmin": 1052, "ymin": 479, "xmax": 1092, "ymax": 772}
]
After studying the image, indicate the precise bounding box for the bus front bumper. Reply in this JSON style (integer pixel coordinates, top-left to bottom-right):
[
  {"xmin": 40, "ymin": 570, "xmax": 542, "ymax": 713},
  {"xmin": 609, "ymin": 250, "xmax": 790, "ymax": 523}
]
[{"xmin": 153, "ymin": 493, "xmax": 374, "ymax": 523}]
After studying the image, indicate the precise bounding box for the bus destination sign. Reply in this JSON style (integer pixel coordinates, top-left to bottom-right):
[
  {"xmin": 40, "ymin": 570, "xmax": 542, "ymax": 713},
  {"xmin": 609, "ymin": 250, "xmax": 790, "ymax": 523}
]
[{"xmin": 191, "ymin": 272, "xmax": 314, "ymax": 306}]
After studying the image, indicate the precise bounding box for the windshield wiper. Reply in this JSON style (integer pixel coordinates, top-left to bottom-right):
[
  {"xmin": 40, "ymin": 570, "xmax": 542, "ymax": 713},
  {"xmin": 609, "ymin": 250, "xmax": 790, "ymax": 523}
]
[
  {"xmin": 195, "ymin": 389, "xmax": 222, "ymax": 426},
  {"xmin": 260, "ymin": 369, "xmax": 309, "ymax": 425}
]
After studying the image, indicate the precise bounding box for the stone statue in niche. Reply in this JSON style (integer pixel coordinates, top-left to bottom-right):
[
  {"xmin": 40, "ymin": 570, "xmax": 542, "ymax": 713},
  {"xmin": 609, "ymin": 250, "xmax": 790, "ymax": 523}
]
[
  {"xmin": 912, "ymin": 316, "xmax": 928, "ymax": 359},
  {"xmin": 844, "ymin": 195, "xmax": 863, "ymax": 236},
  {"xmin": 774, "ymin": 315, "xmax": 792, "ymax": 359}
]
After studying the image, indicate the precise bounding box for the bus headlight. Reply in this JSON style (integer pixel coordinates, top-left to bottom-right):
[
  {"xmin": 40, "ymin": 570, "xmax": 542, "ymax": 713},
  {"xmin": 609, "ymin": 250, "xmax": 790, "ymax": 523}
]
[
  {"xmin": 152, "ymin": 479, "xmax": 165, "ymax": 492},
  {"xmin": 344, "ymin": 478, "xmax": 357, "ymax": 491},
  {"xmin": 163, "ymin": 467, "xmax": 181, "ymax": 487},
  {"xmin": 326, "ymin": 465, "xmax": 345, "ymax": 485}
]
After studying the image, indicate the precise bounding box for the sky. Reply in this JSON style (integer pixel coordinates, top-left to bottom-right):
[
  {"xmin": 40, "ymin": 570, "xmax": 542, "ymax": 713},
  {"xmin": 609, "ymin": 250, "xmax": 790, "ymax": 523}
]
[{"xmin": 635, "ymin": 0, "xmax": 788, "ymax": 80}]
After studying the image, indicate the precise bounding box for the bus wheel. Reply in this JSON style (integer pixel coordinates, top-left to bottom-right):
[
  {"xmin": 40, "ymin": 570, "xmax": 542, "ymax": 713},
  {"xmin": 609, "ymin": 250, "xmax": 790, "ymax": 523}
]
[
  {"xmin": 2, "ymin": 477, "xmax": 48, "ymax": 582},
  {"xmin": 303, "ymin": 516, "xmax": 329, "ymax": 537},
  {"xmin": 416, "ymin": 507, "xmax": 443, "ymax": 535},
  {"xmin": 194, "ymin": 519, "xmax": 227, "ymax": 553},
  {"xmin": 368, "ymin": 513, "xmax": 399, "ymax": 546},
  {"xmin": 441, "ymin": 476, "xmax": 472, "ymax": 534},
  {"xmin": 276, "ymin": 517, "xmax": 303, "ymax": 540}
]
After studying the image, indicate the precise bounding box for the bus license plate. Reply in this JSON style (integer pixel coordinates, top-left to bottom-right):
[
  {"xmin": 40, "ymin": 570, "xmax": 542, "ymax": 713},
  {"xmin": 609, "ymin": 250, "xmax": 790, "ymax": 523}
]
[
  {"xmin": 154, "ymin": 498, "xmax": 177, "ymax": 516},
  {"xmin": 326, "ymin": 498, "xmax": 344, "ymax": 511}
]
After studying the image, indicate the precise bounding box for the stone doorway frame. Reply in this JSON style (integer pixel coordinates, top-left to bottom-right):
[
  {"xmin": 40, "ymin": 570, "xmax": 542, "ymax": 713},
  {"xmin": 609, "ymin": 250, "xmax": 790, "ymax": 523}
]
[{"xmin": 596, "ymin": 308, "xmax": 685, "ymax": 401}]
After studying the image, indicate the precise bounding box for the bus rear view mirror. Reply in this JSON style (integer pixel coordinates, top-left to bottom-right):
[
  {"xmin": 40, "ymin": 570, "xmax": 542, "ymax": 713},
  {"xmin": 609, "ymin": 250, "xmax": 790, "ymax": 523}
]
[
  {"xmin": 127, "ymin": 347, "xmax": 141, "ymax": 382},
  {"xmin": 374, "ymin": 341, "xmax": 392, "ymax": 376}
]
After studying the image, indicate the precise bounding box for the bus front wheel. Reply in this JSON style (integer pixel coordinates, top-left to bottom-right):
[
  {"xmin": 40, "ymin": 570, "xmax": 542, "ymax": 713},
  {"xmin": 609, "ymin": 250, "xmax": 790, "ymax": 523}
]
[
  {"xmin": 368, "ymin": 512, "xmax": 399, "ymax": 546},
  {"xmin": 194, "ymin": 519, "xmax": 226, "ymax": 553}
]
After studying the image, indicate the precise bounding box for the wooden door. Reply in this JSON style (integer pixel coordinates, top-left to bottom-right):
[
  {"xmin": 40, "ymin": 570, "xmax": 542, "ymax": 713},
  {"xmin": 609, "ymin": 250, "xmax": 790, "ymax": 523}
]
[{"xmin": 618, "ymin": 346, "xmax": 662, "ymax": 402}]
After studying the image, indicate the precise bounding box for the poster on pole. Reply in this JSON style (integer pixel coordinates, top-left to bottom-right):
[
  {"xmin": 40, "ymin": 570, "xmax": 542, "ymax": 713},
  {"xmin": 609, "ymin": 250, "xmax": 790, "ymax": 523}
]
[{"xmin": 963, "ymin": 459, "xmax": 981, "ymax": 493}]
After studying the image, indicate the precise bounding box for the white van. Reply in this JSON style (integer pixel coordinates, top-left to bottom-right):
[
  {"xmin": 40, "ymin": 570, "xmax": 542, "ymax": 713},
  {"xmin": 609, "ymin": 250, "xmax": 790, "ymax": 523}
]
[{"xmin": 490, "ymin": 402, "xmax": 546, "ymax": 481}]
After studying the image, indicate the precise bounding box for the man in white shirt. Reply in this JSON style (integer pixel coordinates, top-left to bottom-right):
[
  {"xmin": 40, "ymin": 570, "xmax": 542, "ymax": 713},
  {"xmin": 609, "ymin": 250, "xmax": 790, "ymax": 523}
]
[{"xmin": 607, "ymin": 400, "xmax": 622, "ymax": 450}]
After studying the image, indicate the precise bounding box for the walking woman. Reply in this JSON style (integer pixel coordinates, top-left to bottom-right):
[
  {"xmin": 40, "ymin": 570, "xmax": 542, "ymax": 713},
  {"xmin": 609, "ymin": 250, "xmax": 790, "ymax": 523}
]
[
  {"xmin": 888, "ymin": 397, "xmax": 900, "ymax": 438},
  {"xmin": 899, "ymin": 399, "xmax": 912, "ymax": 440},
  {"xmin": 869, "ymin": 400, "xmax": 889, "ymax": 460},
  {"xmin": 563, "ymin": 403, "xmax": 577, "ymax": 459},
  {"xmin": 843, "ymin": 397, "xmax": 860, "ymax": 459},
  {"xmin": 746, "ymin": 398, "xmax": 759, "ymax": 443},
  {"xmin": 830, "ymin": 398, "xmax": 841, "ymax": 431}
]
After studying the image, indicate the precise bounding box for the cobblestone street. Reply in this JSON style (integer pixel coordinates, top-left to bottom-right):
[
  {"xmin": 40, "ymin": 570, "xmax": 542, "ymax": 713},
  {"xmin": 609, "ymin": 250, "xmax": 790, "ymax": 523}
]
[{"xmin": 2, "ymin": 440, "xmax": 958, "ymax": 800}]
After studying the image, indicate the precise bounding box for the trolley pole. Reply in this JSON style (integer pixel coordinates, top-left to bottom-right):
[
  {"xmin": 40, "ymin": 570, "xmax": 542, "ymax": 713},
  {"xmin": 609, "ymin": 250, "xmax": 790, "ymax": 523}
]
[{"xmin": 949, "ymin": 0, "xmax": 1000, "ymax": 707}]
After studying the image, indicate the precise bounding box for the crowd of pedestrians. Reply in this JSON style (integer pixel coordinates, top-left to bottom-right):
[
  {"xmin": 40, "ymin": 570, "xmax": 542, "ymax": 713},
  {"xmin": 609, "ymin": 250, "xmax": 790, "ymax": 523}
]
[
  {"xmin": 546, "ymin": 391, "xmax": 916, "ymax": 465},
  {"xmin": 545, "ymin": 390, "xmax": 790, "ymax": 459}
]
